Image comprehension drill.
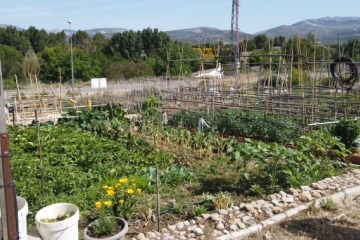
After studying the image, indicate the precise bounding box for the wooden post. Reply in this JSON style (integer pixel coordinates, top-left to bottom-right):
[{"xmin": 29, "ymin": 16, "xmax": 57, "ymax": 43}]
[{"xmin": 0, "ymin": 60, "xmax": 19, "ymax": 240}]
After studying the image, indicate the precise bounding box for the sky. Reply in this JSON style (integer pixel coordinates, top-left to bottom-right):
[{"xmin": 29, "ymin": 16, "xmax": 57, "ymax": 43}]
[{"xmin": 1, "ymin": 0, "xmax": 360, "ymax": 34}]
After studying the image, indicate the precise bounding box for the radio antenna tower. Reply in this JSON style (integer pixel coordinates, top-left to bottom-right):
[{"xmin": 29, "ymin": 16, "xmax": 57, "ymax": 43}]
[{"xmin": 230, "ymin": 0, "xmax": 240, "ymax": 84}]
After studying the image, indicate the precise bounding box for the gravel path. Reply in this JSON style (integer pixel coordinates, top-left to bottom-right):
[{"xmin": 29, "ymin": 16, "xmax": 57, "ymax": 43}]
[{"xmin": 128, "ymin": 168, "xmax": 360, "ymax": 240}]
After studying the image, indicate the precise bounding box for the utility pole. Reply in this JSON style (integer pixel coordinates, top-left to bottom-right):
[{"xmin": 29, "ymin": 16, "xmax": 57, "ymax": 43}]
[
  {"xmin": 0, "ymin": 60, "xmax": 19, "ymax": 239},
  {"xmin": 68, "ymin": 21, "xmax": 75, "ymax": 96},
  {"xmin": 230, "ymin": 0, "xmax": 240, "ymax": 86}
]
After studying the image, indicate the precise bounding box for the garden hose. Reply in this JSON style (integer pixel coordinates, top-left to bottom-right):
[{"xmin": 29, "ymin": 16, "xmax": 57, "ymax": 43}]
[{"xmin": 330, "ymin": 56, "xmax": 359, "ymax": 90}]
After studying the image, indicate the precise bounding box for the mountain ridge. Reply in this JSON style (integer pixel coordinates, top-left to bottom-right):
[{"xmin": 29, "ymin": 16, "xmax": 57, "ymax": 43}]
[{"xmin": 2, "ymin": 16, "xmax": 360, "ymax": 44}]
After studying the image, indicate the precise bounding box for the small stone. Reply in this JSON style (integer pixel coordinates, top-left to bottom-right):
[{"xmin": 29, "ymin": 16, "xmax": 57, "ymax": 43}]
[
  {"xmin": 272, "ymin": 206, "xmax": 283, "ymax": 214},
  {"xmin": 268, "ymin": 194, "xmax": 277, "ymax": 201},
  {"xmin": 299, "ymin": 191, "xmax": 313, "ymax": 202},
  {"xmin": 161, "ymin": 228, "xmax": 169, "ymax": 233},
  {"xmin": 176, "ymin": 222, "xmax": 184, "ymax": 229},
  {"xmin": 237, "ymin": 222, "xmax": 247, "ymax": 229},
  {"xmin": 201, "ymin": 214, "xmax": 210, "ymax": 220},
  {"xmin": 136, "ymin": 233, "xmax": 146, "ymax": 240},
  {"xmin": 301, "ymin": 185, "xmax": 311, "ymax": 191},
  {"xmin": 211, "ymin": 213, "xmax": 220, "ymax": 221},
  {"xmin": 279, "ymin": 191, "xmax": 287, "ymax": 197},
  {"xmin": 281, "ymin": 195, "xmax": 295, "ymax": 203},
  {"xmin": 216, "ymin": 222, "xmax": 225, "ymax": 230},
  {"xmin": 229, "ymin": 224, "xmax": 238, "ymax": 231},
  {"xmin": 219, "ymin": 209, "xmax": 228, "ymax": 215},
  {"xmin": 232, "ymin": 206, "xmax": 240, "ymax": 211},
  {"xmin": 288, "ymin": 202, "xmax": 298, "ymax": 208},
  {"xmin": 146, "ymin": 232, "xmax": 157, "ymax": 238},
  {"xmin": 241, "ymin": 215, "xmax": 252, "ymax": 223},
  {"xmin": 168, "ymin": 225, "xmax": 176, "ymax": 231},
  {"xmin": 311, "ymin": 191, "xmax": 322, "ymax": 198},
  {"xmin": 244, "ymin": 204, "xmax": 255, "ymax": 213},
  {"xmin": 193, "ymin": 227, "xmax": 204, "ymax": 236}
]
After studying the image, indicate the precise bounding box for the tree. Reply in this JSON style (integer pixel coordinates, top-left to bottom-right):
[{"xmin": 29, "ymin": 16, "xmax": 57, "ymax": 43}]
[
  {"xmin": 25, "ymin": 26, "xmax": 47, "ymax": 53},
  {"xmin": 253, "ymin": 34, "xmax": 269, "ymax": 50},
  {"xmin": 0, "ymin": 26, "xmax": 31, "ymax": 54},
  {"xmin": 0, "ymin": 44, "xmax": 24, "ymax": 81},
  {"xmin": 23, "ymin": 49, "xmax": 40, "ymax": 77}
]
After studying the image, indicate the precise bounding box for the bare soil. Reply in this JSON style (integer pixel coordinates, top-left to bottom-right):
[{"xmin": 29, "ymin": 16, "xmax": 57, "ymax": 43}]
[{"xmin": 248, "ymin": 196, "xmax": 360, "ymax": 240}]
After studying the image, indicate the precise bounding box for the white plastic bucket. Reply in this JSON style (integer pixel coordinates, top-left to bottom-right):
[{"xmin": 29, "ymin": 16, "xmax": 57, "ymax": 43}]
[
  {"xmin": 35, "ymin": 203, "xmax": 79, "ymax": 240},
  {"xmin": 17, "ymin": 196, "xmax": 29, "ymax": 240},
  {"xmin": 0, "ymin": 196, "xmax": 29, "ymax": 240}
]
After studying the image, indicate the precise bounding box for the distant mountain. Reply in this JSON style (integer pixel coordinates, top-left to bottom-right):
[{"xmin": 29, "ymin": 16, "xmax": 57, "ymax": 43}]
[
  {"xmin": 2, "ymin": 17, "xmax": 360, "ymax": 44},
  {"xmin": 84, "ymin": 28, "xmax": 127, "ymax": 38},
  {"xmin": 164, "ymin": 27, "xmax": 253, "ymax": 44},
  {"xmin": 258, "ymin": 17, "xmax": 360, "ymax": 43}
]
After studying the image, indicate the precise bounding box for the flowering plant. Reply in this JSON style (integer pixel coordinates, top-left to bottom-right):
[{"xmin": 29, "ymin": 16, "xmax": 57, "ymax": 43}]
[{"xmin": 90, "ymin": 177, "xmax": 142, "ymax": 237}]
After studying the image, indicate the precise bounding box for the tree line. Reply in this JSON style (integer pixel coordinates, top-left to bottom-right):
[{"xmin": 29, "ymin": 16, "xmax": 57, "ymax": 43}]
[{"xmin": 0, "ymin": 25, "xmax": 359, "ymax": 89}]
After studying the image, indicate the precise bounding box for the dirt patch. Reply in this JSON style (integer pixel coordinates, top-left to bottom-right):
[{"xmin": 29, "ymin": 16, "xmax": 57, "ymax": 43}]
[{"xmin": 248, "ymin": 196, "xmax": 360, "ymax": 240}]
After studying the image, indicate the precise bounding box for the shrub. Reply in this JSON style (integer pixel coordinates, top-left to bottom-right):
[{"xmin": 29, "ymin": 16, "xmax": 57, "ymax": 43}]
[{"xmin": 333, "ymin": 118, "xmax": 360, "ymax": 148}]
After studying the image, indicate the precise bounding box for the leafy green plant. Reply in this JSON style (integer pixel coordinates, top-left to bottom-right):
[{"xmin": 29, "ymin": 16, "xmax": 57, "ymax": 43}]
[
  {"xmin": 193, "ymin": 204, "xmax": 209, "ymax": 216},
  {"xmin": 249, "ymin": 183, "xmax": 265, "ymax": 196},
  {"xmin": 321, "ymin": 198, "xmax": 337, "ymax": 211},
  {"xmin": 333, "ymin": 118, "xmax": 360, "ymax": 148}
]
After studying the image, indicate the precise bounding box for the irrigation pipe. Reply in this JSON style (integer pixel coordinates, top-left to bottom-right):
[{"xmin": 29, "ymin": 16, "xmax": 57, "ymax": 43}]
[{"xmin": 216, "ymin": 185, "xmax": 360, "ymax": 240}]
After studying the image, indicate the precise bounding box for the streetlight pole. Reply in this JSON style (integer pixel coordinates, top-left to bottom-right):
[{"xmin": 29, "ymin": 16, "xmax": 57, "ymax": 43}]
[{"xmin": 68, "ymin": 20, "xmax": 74, "ymax": 96}]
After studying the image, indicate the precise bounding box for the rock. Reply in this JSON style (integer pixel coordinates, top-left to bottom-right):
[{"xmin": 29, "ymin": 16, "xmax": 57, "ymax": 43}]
[
  {"xmin": 192, "ymin": 227, "xmax": 204, "ymax": 236},
  {"xmin": 237, "ymin": 221, "xmax": 247, "ymax": 229},
  {"xmin": 301, "ymin": 185, "xmax": 311, "ymax": 191},
  {"xmin": 261, "ymin": 206, "xmax": 273, "ymax": 217},
  {"xmin": 146, "ymin": 231, "xmax": 157, "ymax": 238},
  {"xmin": 272, "ymin": 206, "xmax": 283, "ymax": 214},
  {"xmin": 216, "ymin": 222, "xmax": 225, "ymax": 230},
  {"xmin": 201, "ymin": 213, "xmax": 210, "ymax": 220},
  {"xmin": 268, "ymin": 194, "xmax": 277, "ymax": 201},
  {"xmin": 299, "ymin": 191, "xmax": 313, "ymax": 202},
  {"xmin": 211, "ymin": 213, "xmax": 220, "ymax": 221},
  {"xmin": 311, "ymin": 182, "xmax": 328, "ymax": 190},
  {"xmin": 311, "ymin": 191, "xmax": 322, "ymax": 198},
  {"xmin": 219, "ymin": 209, "xmax": 228, "ymax": 215},
  {"xmin": 281, "ymin": 195, "xmax": 295, "ymax": 203},
  {"xmin": 136, "ymin": 233, "xmax": 146, "ymax": 240},
  {"xmin": 288, "ymin": 188, "xmax": 299, "ymax": 195},
  {"xmin": 244, "ymin": 204, "xmax": 255, "ymax": 213},
  {"xmin": 168, "ymin": 225, "xmax": 176, "ymax": 231},
  {"xmin": 279, "ymin": 191, "xmax": 287, "ymax": 197},
  {"xmin": 256, "ymin": 199, "xmax": 266, "ymax": 205},
  {"xmin": 271, "ymin": 199, "xmax": 282, "ymax": 207},
  {"xmin": 229, "ymin": 224, "xmax": 238, "ymax": 231},
  {"xmin": 232, "ymin": 206, "xmax": 240, "ymax": 211},
  {"xmin": 176, "ymin": 222, "xmax": 184, "ymax": 230},
  {"xmin": 241, "ymin": 215, "xmax": 253, "ymax": 223}
]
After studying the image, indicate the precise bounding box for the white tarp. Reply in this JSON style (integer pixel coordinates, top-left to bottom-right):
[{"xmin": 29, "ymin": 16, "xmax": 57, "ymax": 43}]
[{"xmin": 91, "ymin": 78, "xmax": 107, "ymax": 89}]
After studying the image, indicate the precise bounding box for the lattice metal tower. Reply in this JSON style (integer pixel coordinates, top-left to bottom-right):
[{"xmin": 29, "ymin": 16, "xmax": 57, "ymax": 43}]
[{"xmin": 230, "ymin": 0, "xmax": 240, "ymax": 83}]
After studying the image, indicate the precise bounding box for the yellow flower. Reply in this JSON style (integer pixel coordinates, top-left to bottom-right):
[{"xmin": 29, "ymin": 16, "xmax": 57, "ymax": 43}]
[
  {"xmin": 115, "ymin": 183, "xmax": 121, "ymax": 189},
  {"xmin": 132, "ymin": 183, "xmax": 136, "ymax": 187},
  {"xmin": 137, "ymin": 188, "xmax": 142, "ymax": 195},
  {"xmin": 102, "ymin": 185, "xmax": 109, "ymax": 189},
  {"xmin": 131, "ymin": 178, "xmax": 135, "ymax": 183},
  {"xmin": 104, "ymin": 201, "xmax": 112, "ymax": 207},
  {"xmin": 107, "ymin": 189, "xmax": 115, "ymax": 196},
  {"xmin": 119, "ymin": 178, "xmax": 128, "ymax": 183},
  {"xmin": 127, "ymin": 189, "xmax": 134, "ymax": 195},
  {"xmin": 95, "ymin": 201, "xmax": 102, "ymax": 209},
  {"xmin": 119, "ymin": 199, "xmax": 125, "ymax": 205}
]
